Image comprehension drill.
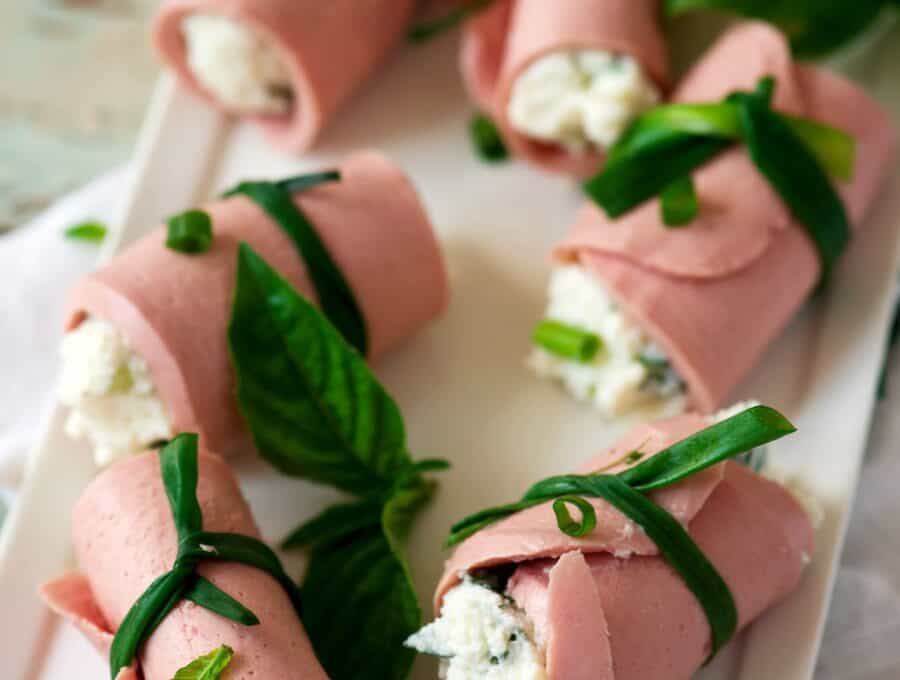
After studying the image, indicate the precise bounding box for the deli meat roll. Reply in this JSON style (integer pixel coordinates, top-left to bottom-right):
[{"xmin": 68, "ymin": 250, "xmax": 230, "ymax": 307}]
[
  {"xmin": 408, "ymin": 411, "xmax": 816, "ymax": 680},
  {"xmin": 41, "ymin": 442, "xmax": 328, "ymax": 680},
  {"xmin": 58, "ymin": 151, "xmax": 447, "ymax": 464},
  {"xmin": 153, "ymin": 0, "xmax": 416, "ymax": 151},
  {"xmin": 530, "ymin": 23, "xmax": 897, "ymax": 416},
  {"xmin": 460, "ymin": 0, "xmax": 668, "ymax": 176}
]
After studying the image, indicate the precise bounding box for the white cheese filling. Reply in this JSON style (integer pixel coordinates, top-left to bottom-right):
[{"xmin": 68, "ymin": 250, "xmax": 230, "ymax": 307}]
[
  {"xmin": 58, "ymin": 317, "xmax": 171, "ymax": 467},
  {"xmin": 529, "ymin": 265, "xmax": 685, "ymax": 416},
  {"xmin": 181, "ymin": 14, "xmax": 293, "ymax": 115},
  {"xmin": 507, "ymin": 51, "xmax": 659, "ymax": 153},
  {"xmin": 406, "ymin": 578, "xmax": 547, "ymax": 680}
]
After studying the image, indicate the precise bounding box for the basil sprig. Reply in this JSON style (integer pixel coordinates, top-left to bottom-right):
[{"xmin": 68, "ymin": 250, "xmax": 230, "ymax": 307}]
[
  {"xmin": 166, "ymin": 209, "xmax": 213, "ymax": 254},
  {"xmin": 228, "ymin": 244, "xmax": 449, "ymax": 680},
  {"xmin": 108, "ymin": 434, "xmax": 301, "ymax": 679},
  {"xmin": 172, "ymin": 645, "xmax": 233, "ymax": 680},
  {"xmin": 408, "ymin": 0, "xmax": 497, "ymax": 42},
  {"xmin": 223, "ymin": 170, "xmax": 368, "ymax": 354},
  {"xmin": 446, "ymin": 405, "xmax": 796, "ymax": 659},
  {"xmin": 585, "ymin": 77, "xmax": 855, "ymax": 283}
]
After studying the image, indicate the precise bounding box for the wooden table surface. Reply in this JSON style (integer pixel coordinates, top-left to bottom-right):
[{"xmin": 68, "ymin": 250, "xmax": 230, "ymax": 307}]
[{"xmin": 0, "ymin": 0, "xmax": 161, "ymax": 231}]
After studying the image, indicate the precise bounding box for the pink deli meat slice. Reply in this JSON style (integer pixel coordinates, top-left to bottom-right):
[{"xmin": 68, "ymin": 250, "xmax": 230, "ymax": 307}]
[
  {"xmin": 556, "ymin": 23, "xmax": 897, "ymax": 411},
  {"xmin": 65, "ymin": 151, "xmax": 448, "ymax": 456},
  {"xmin": 435, "ymin": 414, "xmax": 814, "ymax": 680},
  {"xmin": 41, "ymin": 448, "xmax": 328, "ymax": 680},
  {"xmin": 153, "ymin": 0, "xmax": 416, "ymax": 152},
  {"xmin": 460, "ymin": 0, "xmax": 669, "ymax": 176}
]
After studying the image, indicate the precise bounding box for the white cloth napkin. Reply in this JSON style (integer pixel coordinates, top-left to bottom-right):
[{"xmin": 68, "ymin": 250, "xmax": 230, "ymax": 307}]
[{"xmin": 0, "ymin": 170, "xmax": 898, "ymax": 679}]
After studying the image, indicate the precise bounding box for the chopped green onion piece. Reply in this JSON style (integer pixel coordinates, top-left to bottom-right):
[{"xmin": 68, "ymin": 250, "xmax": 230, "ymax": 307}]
[
  {"xmin": 408, "ymin": 0, "xmax": 496, "ymax": 43},
  {"xmin": 552, "ymin": 496, "xmax": 597, "ymax": 537},
  {"xmin": 64, "ymin": 221, "xmax": 107, "ymax": 243},
  {"xmin": 533, "ymin": 320, "xmax": 602, "ymax": 363},
  {"xmin": 166, "ymin": 210, "xmax": 213, "ymax": 254},
  {"xmin": 661, "ymin": 176, "xmax": 700, "ymax": 227},
  {"xmin": 469, "ymin": 113, "xmax": 509, "ymax": 163}
]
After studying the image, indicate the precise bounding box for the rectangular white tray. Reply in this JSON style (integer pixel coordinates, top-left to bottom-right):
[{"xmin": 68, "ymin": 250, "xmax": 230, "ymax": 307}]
[{"xmin": 2, "ymin": 23, "xmax": 900, "ymax": 680}]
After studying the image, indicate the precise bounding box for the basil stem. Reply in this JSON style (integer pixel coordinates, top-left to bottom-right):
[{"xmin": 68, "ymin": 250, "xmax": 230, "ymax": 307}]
[
  {"xmin": 408, "ymin": 0, "xmax": 497, "ymax": 43},
  {"xmin": 469, "ymin": 113, "xmax": 509, "ymax": 163},
  {"xmin": 533, "ymin": 319, "xmax": 603, "ymax": 363},
  {"xmin": 166, "ymin": 210, "xmax": 214, "ymax": 254},
  {"xmin": 226, "ymin": 180, "xmax": 368, "ymax": 355},
  {"xmin": 64, "ymin": 220, "xmax": 107, "ymax": 243},
  {"xmin": 735, "ymin": 88, "xmax": 852, "ymax": 284},
  {"xmin": 661, "ymin": 176, "xmax": 700, "ymax": 227}
]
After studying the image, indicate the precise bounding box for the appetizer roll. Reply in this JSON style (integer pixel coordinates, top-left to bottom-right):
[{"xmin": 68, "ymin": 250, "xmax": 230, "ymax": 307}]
[
  {"xmin": 153, "ymin": 0, "xmax": 416, "ymax": 151},
  {"xmin": 408, "ymin": 410, "xmax": 815, "ymax": 679},
  {"xmin": 41, "ymin": 441, "xmax": 327, "ymax": 680},
  {"xmin": 59, "ymin": 151, "xmax": 447, "ymax": 464},
  {"xmin": 461, "ymin": 0, "xmax": 668, "ymax": 175},
  {"xmin": 531, "ymin": 23, "xmax": 897, "ymax": 415}
]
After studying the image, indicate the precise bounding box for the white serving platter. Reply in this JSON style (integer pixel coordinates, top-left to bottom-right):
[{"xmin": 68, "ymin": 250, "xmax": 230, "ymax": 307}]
[{"xmin": 2, "ymin": 18, "xmax": 900, "ymax": 680}]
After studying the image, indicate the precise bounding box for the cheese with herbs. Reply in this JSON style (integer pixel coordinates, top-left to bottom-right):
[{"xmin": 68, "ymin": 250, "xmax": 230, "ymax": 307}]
[
  {"xmin": 529, "ymin": 265, "xmax": 685, "ymax": 415},
  {"xmin": 181, "ymin": 13, "xmax": 293, "ymax": 115},
  {"xmin": 58, "ymin": 317, "xmax": 171, "ymax": 466},
  {"xmin": 507, "ymin": 51, "xmax": 659, "ymax": 152}
]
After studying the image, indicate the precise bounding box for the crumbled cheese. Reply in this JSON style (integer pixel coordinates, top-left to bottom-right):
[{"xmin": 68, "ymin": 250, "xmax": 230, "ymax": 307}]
[
  {"xmin": 406, "ymin": 578, "xmax": 547, "ymax": 680},
  {"xmin": 58, "ymin": 317, "xmax": 171, "ymax": 467},
  {"xmin": 507, "ymin": 51, "xmax": 659, "ymax": 152},
  {"xmin": 528, "ymin": 265, "xmax": 686, "ymax": 415},
  {"xmin": 181, "ymin": 14, "xmax": 293, "ymax": 115}
]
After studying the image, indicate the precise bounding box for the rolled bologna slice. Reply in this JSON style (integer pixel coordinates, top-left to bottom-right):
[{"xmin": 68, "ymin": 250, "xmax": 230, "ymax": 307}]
[
  {"xmin": 461, "ymin": 0, "xmax": 669, "ymax": 176},
  {"xmin": 152, "ymin": 0, "xmax": 416, "ymax": 151},
  {"xmin": 62, "ymin": 151, "xmax": 447, "ymax": 459},
  {"xmin": 546, "ymin": 23, "xmax": 897, "ymax": 413},
  {"xmin": 40, "ymin": 447, "xmax": 328, "ymax": 680},
  {"xmin": 420, "ymin": 413, "xmax": 814, "ymax": 680}
]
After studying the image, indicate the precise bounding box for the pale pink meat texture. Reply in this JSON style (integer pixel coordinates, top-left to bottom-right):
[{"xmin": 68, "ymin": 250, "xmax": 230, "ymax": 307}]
[
  {"xmin": 153, "ymin": 0, "xmax": 416, "ymax": 152},
  {"xmin": 41, "ymin": 449, "xmax": 328, "ymax": 680},
  {"xmin": 435, "ymin": 413, "xmax": 815, "ymax": 680},
  {"xmin": 64, "ymin": 151, "xmax": 447, "ymax": 456},
  {"xmin": 460, "ymin": 0, "xmax": 669, "ymax": 176},
  {"xmin": 556, "ymin": 22, "xmax": 898, "ymax": 412}
]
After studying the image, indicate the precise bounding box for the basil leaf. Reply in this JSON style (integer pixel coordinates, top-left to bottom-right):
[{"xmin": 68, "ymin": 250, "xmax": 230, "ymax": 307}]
[
  {"xmin": 226, "ymin": 181, "xmax": 367, "ymax": 354},
  {"xmin": 184, "ymin": 577, "xmax": 260, "ymax": 626},
  {"xmin": 619, "ymin": 405, "xmax": 795, "ymax": 491},
  {"xmin": 179, "ymin": 531, "xmax": 303, "ymax": 614},
  {"xmin": 160, "ymin": 434, "xmax": 203, "ymax": 542},
  {"xmin": 64, "ymin": 221, "xmax": 107, "ymax": 243},
  {"xmin": 283, "ymin": 498, "xmax": 384, "ymax": 550},
  {"xmin": 166, "ymin": 210, "xmax": 214, "ymax": 254},
  {"xmin": 586, "ymin": 475, "xmax": 738, "ymax": 657},
  {"xmin": 469, "ymin": 114, "xmax": 509, "ymax": 163},
  {"xmin": 661, "ymin": 176, "xmax": 700, "ymax": 227},
  {"xmin": 665, "ymin": 0, "xmax": 887, "ymax": 57},
  {"xmin": 229, "ymin": 244, "xmax": 409, "ymax": 496},
  {"xmin": 110, "ymin": 565, "xmax": 193, "ymax": 679},
  {"xmin": 735, "ymin": 90, "xmax": 852, "ymax": 283},
  {"xmin": 301, "ymin": 526, "xmax": 420, "ymax": 680},
  {"xmin": 172, "ymin": 645, "xmax": 234, "ymax": 680},
  {"xmin": 533, "ymin": 320, "xmax": 602, "ymax": 362},
  {"xmin": 408, "ymin": 0, "xmax": 497, "ymax": 43}
]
